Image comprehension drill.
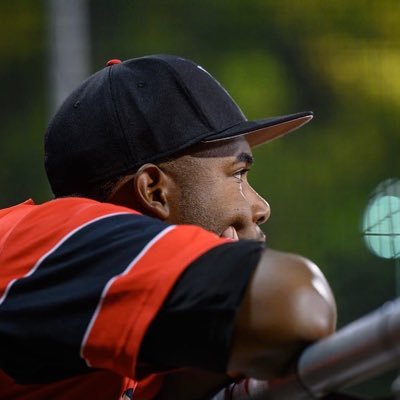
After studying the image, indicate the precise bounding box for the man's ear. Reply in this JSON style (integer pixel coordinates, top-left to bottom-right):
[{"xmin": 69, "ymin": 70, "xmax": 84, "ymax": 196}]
[{"xmin": 133, "ymin": 163, "xmax": 173, "ymax": 220}]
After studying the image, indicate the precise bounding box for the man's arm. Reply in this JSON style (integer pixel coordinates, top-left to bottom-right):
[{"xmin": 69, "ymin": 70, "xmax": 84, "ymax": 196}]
[
  {"xmin": 148, "ymin": 246, "xmax": 336, "ymax": 400},
  {"xmin": 228, "ymin": 248, "xmax": 336, "ymax": 379}
]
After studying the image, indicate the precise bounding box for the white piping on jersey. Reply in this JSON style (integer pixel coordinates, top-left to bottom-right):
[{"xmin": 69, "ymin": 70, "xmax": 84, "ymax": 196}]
[
  {"xmin": 80, "ymin": 224, "xmax": 177, "ymax": 370},
  {"xmin": 0, "ymin": 212, "xmax": 132, "ymax": 306}
]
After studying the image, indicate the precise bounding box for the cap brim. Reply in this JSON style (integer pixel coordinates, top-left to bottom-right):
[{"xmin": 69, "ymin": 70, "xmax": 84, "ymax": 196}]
[{"xmin": 202, "ymin": 111, "xmax": 313, "ymax": 148}]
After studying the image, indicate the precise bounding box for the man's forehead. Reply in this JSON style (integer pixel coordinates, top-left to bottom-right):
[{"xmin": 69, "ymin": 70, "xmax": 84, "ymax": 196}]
[{"xmin": 186, "ymin": 137, "xmax": 252, "ymax": 160}]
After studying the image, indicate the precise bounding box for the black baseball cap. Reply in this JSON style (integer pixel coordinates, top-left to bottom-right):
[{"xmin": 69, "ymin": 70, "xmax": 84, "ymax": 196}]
[{"xmin": 45, "ymin": 54, "xmax": 313, "ymax": 196}]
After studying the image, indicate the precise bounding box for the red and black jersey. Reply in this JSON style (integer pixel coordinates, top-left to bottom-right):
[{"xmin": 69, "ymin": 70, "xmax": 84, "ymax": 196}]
[{"xmin": 0, "ymin": 198, "xmax": 263, "ymax": 399}]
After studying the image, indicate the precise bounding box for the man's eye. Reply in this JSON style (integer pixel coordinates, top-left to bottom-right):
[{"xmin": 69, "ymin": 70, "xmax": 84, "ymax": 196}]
[{"xmin": 233, "ymin": 169, "xmax": 249, "ymax": 181}]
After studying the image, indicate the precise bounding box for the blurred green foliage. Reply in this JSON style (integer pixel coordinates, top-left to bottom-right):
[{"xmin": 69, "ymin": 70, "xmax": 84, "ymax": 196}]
[{"xmin": 1, "ymin": 0, "xmax": 400, "ymax": 395}]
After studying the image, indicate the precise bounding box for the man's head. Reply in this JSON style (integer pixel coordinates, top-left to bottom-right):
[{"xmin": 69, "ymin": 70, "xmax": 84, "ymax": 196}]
[{"xmin": 44, "ymin": 54, "xmax": 312, "ymax": 239}]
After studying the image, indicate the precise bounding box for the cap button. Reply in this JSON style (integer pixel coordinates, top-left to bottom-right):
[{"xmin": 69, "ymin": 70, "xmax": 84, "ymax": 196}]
[{"xmin": 106, "ymin": 59, "xmax": 122, "ymax": 66}]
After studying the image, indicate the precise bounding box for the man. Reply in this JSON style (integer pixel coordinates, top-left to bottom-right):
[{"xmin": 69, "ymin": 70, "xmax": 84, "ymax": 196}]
[{"xmin": 0, "ymin": 55, "xmax": 336, "ymax": 400}]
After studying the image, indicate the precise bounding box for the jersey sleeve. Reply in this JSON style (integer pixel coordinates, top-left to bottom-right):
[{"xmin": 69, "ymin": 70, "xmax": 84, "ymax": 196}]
[
  {"xmin": 0, "ymin": 198, "xmax": 235, "ymax": 384},
  {"xmin": 138, "ymin": 240, "xmax": 264, "ymax": 376}
]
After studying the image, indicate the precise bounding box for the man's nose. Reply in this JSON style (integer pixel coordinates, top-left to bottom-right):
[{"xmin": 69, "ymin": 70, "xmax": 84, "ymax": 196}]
[{"xmin": 251, "ymin": 190, "xmax": 271, "ymax": 225}]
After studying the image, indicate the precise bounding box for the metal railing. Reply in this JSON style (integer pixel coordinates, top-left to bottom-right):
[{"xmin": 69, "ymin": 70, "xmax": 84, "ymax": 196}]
[{"xmin": 211, "ymin": 299, "xmax": 400, "ymax": 399}]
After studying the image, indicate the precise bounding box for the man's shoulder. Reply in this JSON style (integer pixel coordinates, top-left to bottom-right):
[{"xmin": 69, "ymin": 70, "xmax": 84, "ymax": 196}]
[
  {"xmin": 1, "ymin": 197, "xmax": 138, "ymax": 216},
  {"xmin": 31, "ymin": 197, "xmax": 141, "ymax": 223},
  {"xmin": 0, "ymin": 197, "xmax": 140, "ymax": 243},
  {"xmin": 41, "ymin": 197, "xmax": 139, "ymax": 215}
]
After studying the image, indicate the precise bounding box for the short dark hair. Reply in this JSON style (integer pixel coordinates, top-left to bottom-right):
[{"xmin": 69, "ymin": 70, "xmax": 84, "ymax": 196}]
[
  {"xmin": 58, "ymin": 173, "xmax": 127, "ymax": 202},
  {"xmin": 62, "ymin": 154, "xmax": 179, "ymax": 202}
]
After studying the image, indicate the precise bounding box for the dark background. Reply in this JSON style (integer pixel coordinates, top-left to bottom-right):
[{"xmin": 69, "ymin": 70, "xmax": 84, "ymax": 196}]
[{"xmin": 1, "ymin": 1, "xmax": 399, "ymax": 396}]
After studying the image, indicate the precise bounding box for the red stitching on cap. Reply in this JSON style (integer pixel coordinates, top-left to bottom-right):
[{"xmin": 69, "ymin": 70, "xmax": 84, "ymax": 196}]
[{"xmin": 106, "ymin": 59, "xmax": 122, "ymax": 66}]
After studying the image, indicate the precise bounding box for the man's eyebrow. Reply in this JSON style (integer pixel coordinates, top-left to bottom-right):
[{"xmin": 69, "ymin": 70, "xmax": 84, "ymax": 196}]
[{"xmin": 235, "ymin": 152, "xmax": 254, "ymax": 165}]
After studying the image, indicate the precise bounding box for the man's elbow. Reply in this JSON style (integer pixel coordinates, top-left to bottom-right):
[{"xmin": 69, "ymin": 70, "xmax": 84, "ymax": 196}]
[
  {"xmin": 227, "ymin": 249, "xmax": 336, "ymax": 379},
  {"xmin": 292, "ymin": 282, "xmax": 337, "ymax": 342},
  {"xmin": 293, "ymin": 256, "xmax": 337, "ymax": 341}
]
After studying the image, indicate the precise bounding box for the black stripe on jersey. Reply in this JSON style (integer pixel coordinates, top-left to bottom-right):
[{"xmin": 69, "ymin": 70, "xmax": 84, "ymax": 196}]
[{"xmin": 0, "ymin": 213, "xmax": 169, "ymax": 384}]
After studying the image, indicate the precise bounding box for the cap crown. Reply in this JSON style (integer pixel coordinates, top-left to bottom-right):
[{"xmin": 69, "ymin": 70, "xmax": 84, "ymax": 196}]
[{"xmin": 45, "ymin": 55, "xmax": 246, "ymax": 196}]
